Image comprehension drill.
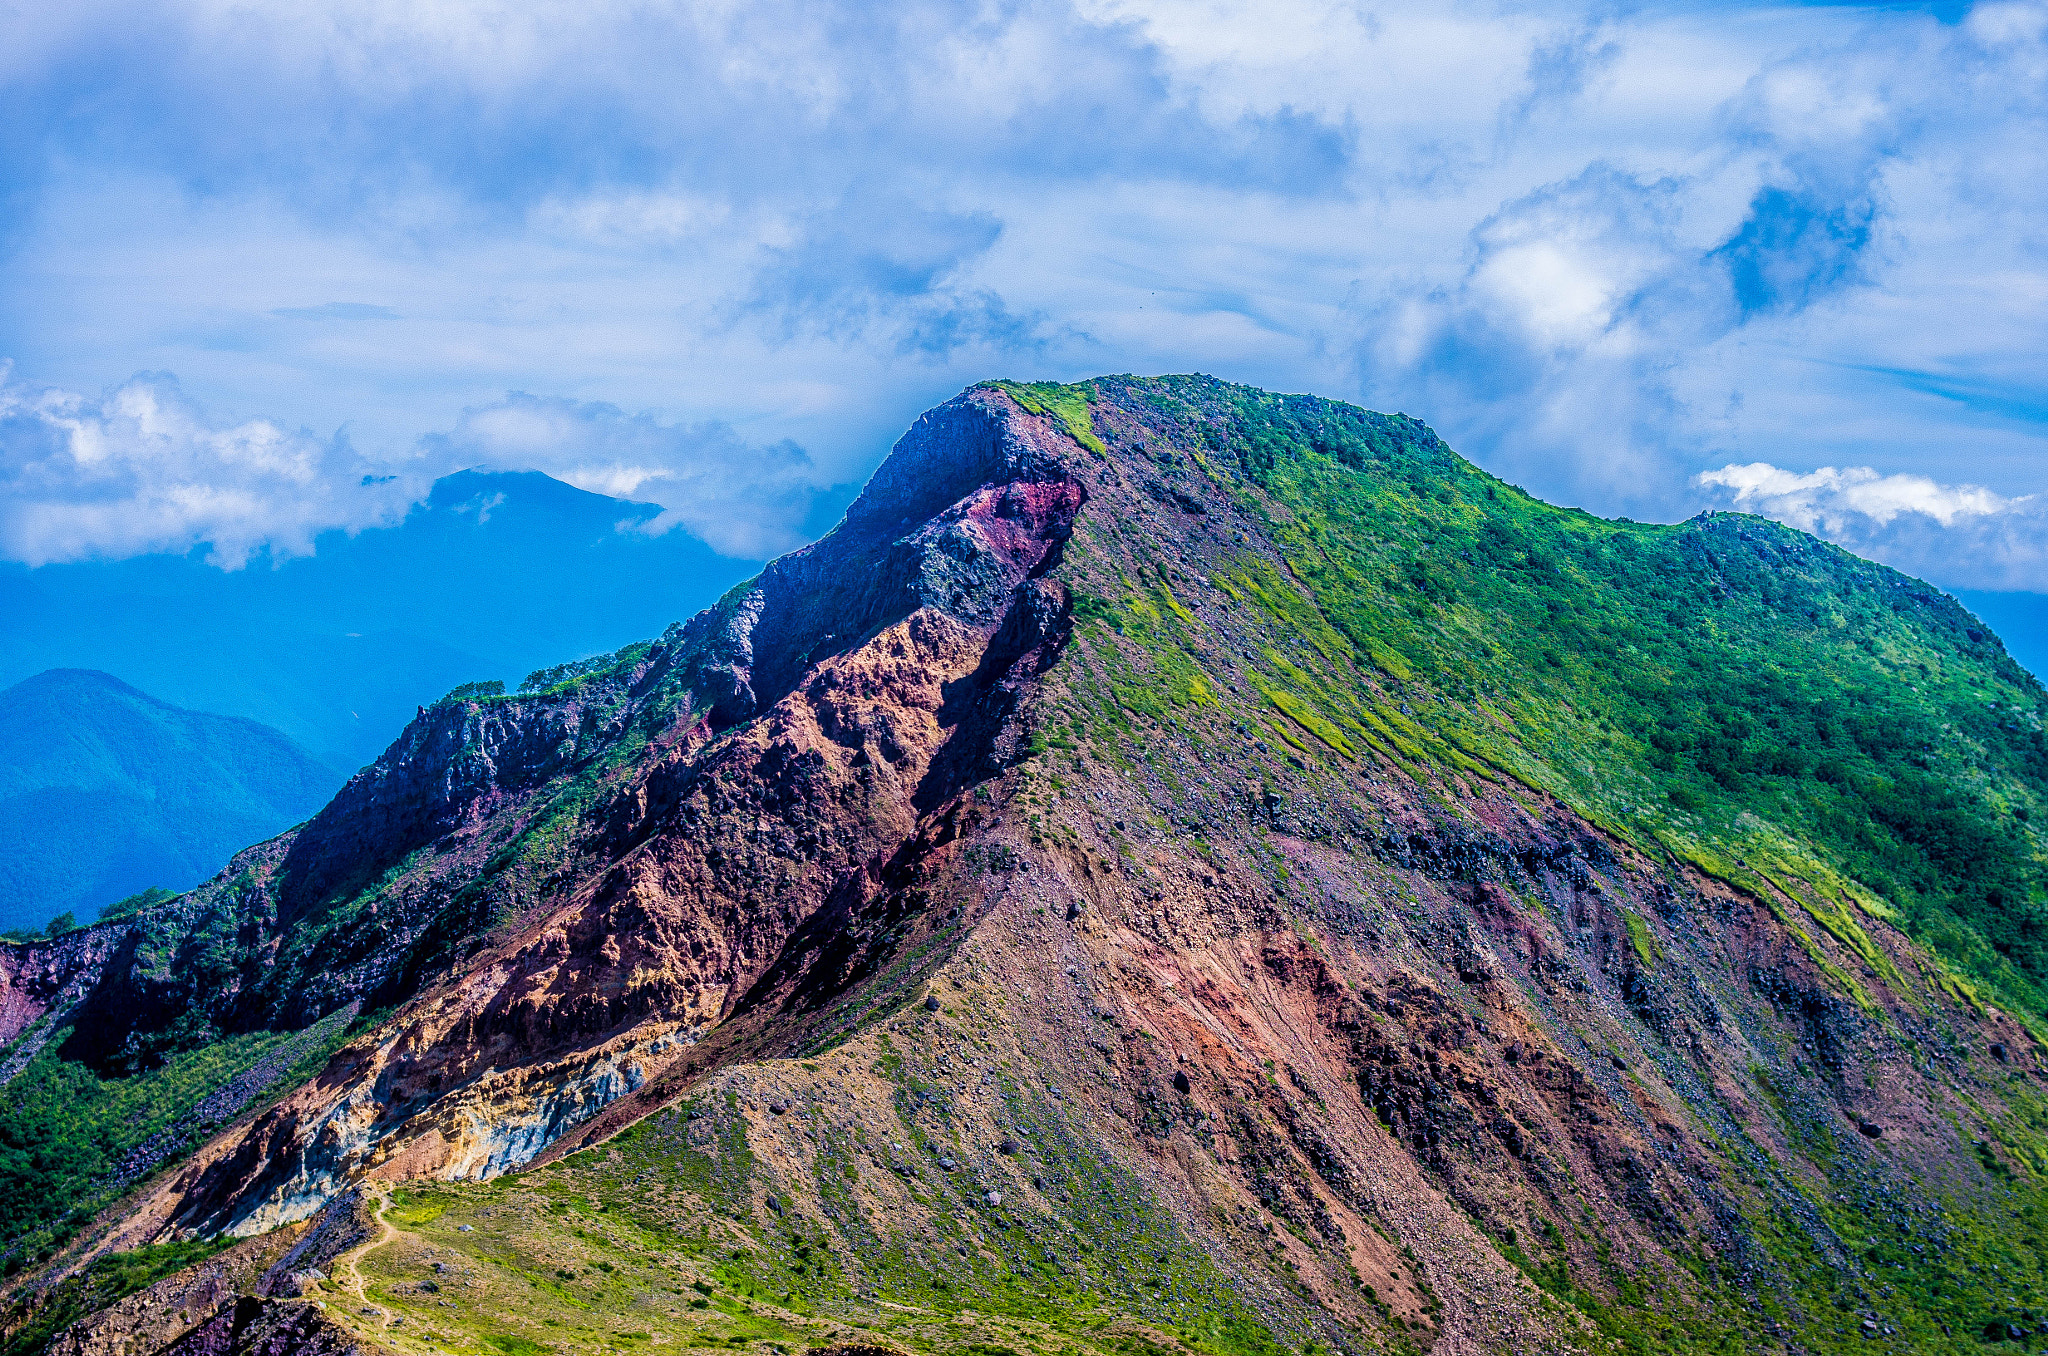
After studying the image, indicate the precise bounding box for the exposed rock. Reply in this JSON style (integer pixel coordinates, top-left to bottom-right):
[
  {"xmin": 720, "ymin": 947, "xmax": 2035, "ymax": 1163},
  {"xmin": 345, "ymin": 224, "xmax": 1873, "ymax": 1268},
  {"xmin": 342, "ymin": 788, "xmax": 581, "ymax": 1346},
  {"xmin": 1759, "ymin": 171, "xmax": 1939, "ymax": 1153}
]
[{"xmin": 19, "ymin": 378, "xmax": 2048, "ymax": 1356}]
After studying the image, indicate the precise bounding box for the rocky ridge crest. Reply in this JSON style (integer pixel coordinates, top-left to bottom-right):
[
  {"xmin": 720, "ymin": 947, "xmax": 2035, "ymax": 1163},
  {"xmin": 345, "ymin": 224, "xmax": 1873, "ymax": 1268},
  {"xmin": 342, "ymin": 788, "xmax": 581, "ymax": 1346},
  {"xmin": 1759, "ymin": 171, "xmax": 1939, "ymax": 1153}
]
[{"xmin": 5, "ymin": 377, "xmax": 2047, "ymax": 1356}]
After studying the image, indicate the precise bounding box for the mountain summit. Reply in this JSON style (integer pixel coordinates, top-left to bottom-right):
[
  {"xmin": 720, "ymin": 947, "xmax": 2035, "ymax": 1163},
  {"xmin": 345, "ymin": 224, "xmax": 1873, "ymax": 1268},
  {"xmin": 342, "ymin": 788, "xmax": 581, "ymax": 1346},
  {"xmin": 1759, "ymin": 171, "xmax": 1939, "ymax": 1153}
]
[{"xmin": 4, "ymin": 377, "xmax": 2045, "ymax": 1356}]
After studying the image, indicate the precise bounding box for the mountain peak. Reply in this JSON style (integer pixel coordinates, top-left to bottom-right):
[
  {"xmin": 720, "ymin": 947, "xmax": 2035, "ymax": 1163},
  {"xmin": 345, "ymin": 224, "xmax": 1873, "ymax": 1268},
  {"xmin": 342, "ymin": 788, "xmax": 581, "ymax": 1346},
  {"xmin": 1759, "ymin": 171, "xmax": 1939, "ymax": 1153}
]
[
  {"xmin": 4, "ymin": 667, "xmax": 162, "ymax": 702},
  {"xmin": 6, "ymin": 377, "xmax": 2047, "ymax": 1356}
]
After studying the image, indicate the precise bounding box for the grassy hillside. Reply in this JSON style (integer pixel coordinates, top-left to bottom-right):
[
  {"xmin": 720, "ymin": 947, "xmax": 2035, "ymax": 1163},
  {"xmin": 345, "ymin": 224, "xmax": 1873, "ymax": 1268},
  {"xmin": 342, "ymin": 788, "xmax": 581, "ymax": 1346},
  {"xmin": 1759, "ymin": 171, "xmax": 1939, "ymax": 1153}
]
[
  {"xmin": 298, "ymin": 1075, "xmax": 1297, "ymax": 1356},
  {"xmin": 0, "ymin": 1012, "xmax": 354, "ymax": 1275},
  {"xmin": 1065, "ymin": 375, "xmax": 2048, "ymax": 1024},
  {"xmin": 0, "ymin": 670, "xmax": 341, "ymax": 933}
]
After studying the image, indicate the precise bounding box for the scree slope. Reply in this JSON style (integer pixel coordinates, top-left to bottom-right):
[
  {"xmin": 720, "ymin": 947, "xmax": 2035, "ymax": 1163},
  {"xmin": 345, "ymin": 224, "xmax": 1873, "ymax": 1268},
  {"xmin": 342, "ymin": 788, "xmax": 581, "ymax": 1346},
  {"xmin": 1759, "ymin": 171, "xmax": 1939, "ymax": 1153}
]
[{"xmin": 3, "ymin": 376, "xmax": 2046, "ymax": 1356}]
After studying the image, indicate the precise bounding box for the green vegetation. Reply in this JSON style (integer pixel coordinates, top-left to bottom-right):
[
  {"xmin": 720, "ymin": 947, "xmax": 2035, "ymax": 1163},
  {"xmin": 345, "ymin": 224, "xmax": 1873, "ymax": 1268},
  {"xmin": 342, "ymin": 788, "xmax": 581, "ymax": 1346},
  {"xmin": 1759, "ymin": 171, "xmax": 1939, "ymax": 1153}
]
[
  {"xmin": 0, "ymin": 1016, "xmax": 352, "ymax": 1272},
  {"xmin": 97, "ymin": 886, "xmax": 175, "ymax": 922},
  {"xmin": 0, "ymin": 892, "xmax": 157, "ymax": 942},
  {"xmin": 991, "ymin": 382, "xmax": 1107, "ymax": 455},
  {"xmin": 0, "ymin": 668, "xmax": 340, "ymax": 935},
  {"xmin": 334, "ymin": 1046, "xmax": 1308, "ymax": 1356},
  {"xmin": 0, "ymin": 1239, "xmax": 231, "ymax": 1356},
  {"xmin": 1480, "ymin": 1156, "xmax": 2048, "ymax": 1356},
  {"xmin": 1622, "ymin": 911, "xmax": 1658, "ymax": 968},
  {"xmin": 1112, "ymin": 376, "xmax": 2047, "ymax": 1022}
]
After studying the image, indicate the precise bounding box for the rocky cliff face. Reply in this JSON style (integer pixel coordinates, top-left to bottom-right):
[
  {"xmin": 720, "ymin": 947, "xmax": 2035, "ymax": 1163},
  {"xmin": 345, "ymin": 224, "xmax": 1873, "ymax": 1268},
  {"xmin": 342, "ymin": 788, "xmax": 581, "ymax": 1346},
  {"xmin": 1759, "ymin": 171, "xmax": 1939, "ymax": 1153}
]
[
  {"xmin": 0, "ymin": 924, "xmax": 132, "ymax": 1075},
  {"xmin": 9, "ymin": 378, "xmax": 2048, "ymax": 1356},
  {"xmin": 68, "ymin": 395, "xmax": 1086, "ymax": 1248}
]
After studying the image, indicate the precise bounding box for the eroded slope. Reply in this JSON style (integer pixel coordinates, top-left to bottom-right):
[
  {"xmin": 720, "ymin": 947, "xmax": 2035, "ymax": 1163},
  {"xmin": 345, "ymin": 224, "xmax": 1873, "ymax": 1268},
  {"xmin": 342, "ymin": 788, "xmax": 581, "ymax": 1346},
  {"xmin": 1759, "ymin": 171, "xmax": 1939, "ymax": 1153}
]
[{"xmin": 7, "ymin": 377, "xmax": 2048, "ymax": 1356}]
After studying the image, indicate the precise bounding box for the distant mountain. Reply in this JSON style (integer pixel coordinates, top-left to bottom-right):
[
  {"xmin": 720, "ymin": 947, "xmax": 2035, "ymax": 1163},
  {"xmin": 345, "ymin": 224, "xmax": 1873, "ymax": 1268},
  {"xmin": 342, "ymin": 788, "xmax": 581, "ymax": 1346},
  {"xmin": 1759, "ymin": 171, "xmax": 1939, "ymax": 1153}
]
[
  {"xmin": 0, "ymin": 470, "xmax": 791, "ymax": 772},
  {"xmin": 8, "ymin": 379, "xmax": 2046, "ymax": 1356},
  {"xmin": 0, "ymin": 670, "xmax": 342, "ymax": 932}
]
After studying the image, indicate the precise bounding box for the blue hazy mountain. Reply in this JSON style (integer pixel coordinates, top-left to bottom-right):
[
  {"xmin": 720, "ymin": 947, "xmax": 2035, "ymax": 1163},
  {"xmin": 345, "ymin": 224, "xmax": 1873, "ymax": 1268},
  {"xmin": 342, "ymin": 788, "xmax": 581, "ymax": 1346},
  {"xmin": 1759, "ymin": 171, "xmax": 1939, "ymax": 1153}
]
[
  {"xmin": 0, "ymin": 471, "xmax": 780, "ymax": 772},
  {"xmin": 0, "ymin": 670, "xmax": 342, "ymax": 933}
]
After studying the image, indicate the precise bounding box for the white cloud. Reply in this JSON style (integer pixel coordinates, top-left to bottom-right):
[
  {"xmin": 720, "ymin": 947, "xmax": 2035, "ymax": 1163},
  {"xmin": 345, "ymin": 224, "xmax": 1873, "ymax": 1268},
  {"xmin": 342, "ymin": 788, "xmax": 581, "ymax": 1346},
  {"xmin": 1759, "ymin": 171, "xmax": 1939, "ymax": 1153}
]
[
  {"xmin": 0, "ymin": 365, "xmax": 419, "ymax": 567},
  {"xmin": 1697, "ymin": 462, "xmax": 2018, "ymax": 532},
  {"xmin": 0, "ymin": 0, "xmax": 2044, "ymax": 588},
  {"xmin": 1697, "ymin": 460, "xmax": 2048, "ymax": 591},
  {"xmin": 0, "ymin": 369, "xmax": 832, "ymax": 568}
]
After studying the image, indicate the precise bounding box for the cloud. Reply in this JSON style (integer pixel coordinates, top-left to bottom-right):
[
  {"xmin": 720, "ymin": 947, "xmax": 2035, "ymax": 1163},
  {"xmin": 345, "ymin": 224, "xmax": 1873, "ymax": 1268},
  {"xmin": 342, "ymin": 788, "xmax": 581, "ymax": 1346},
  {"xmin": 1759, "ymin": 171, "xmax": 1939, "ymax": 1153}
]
[
  {"xmin": 0, "ymin": 0, "xmax": 2042, "ymax": 590},
  {"xmin": 1697, "ymin": 460, "xmax": 2048, "ymax": 590},
  {"xmin": 426, "ymin": 393, "xmax": 828, "ymax": 559},
  {"xmin": 1338, "ymin": 0, "xmax": 2046, "ymax": 529},
  {"xmin": 0, "ymin": 369, "xmax": 831, "ymax": 568},
  {"xmin": 0, "ymin": 365, "xmax": 418, "ymax": 567},
  {"xmin": 1352, "ymin": 163, "xmax": 1719, "ymax": 510},
  {"xmin": 1697, "ymin": 462, "xmax": 2017, "ymax": 531}
]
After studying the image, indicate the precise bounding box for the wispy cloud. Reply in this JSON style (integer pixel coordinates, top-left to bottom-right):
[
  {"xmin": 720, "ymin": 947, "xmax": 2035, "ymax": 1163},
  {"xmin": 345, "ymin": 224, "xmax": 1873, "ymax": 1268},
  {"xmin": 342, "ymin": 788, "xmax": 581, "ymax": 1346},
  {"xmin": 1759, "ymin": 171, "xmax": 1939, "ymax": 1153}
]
[
  {"xmin": 0, "ymin": 0, "xmax": 2042, "ymax": 586},
  {"xmin": 1697, "ymin": 461, "xmax": 2048, "ymax": 590},
  {"xmin": 0, "ymin": 368, "xmax": 831, "ymax": 567}
]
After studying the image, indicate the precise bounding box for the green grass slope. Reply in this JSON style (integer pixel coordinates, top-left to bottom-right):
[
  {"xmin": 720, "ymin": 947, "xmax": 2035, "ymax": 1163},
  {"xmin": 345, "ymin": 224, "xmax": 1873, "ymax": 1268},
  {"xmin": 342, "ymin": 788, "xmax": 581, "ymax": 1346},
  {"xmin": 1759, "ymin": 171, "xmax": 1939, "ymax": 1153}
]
[
  {"xmin": 8, "ymin": 377, "xmax": 2047, "ymax": 1356},
  {"xmin": 0, "ymin": 670, "xmax": 342, "ymax": 933},
  {"xmin": 1026, "ymin": 376, "xmax": 2048, "ymax": 1027}
]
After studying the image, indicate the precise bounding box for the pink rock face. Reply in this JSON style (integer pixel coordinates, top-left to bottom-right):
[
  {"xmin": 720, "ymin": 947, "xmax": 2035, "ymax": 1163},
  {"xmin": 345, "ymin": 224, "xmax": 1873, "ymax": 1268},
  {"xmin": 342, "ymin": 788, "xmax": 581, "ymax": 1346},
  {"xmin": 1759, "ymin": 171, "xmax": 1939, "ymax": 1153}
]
[
  {"xmin": 40, "ymin": 379, "xmax": 2048, "ymax": 1356},
  {"xmin": 0, "ymin": 983, "xmax": 46, "ymax": 1052},
  {"xmin": 0, "ymin": 923, "xmax": 133, "ymax": 1048},
  {"xmin": 957, "ymin": 480, "xmax": 1089, "ymax": 565}
]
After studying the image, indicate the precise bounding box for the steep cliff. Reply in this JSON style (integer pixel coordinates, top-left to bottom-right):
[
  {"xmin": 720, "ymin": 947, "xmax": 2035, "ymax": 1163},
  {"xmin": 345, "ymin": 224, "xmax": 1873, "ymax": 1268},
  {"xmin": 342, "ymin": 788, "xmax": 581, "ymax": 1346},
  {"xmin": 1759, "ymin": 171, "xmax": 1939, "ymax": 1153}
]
[{"xmin": 5, "ymin": 378, "xmax": 2047, "ymax": 1356}]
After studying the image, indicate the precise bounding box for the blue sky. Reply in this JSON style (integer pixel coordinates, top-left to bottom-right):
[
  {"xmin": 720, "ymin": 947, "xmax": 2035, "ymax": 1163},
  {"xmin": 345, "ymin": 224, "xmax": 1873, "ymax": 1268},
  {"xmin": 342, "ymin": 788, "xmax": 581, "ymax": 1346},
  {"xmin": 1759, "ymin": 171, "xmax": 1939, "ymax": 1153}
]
[{"xmin": 1, "ymin": 0, "xmax": 2044, "ymax": 589}]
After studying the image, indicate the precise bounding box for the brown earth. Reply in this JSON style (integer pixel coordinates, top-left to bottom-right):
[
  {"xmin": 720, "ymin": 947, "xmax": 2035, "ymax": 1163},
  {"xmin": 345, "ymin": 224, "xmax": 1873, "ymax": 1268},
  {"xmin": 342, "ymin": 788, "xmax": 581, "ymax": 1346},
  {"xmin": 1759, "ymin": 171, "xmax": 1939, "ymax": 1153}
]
[{"xmin": 11, "ymin": 380, "xmax": 2048, "ymax": 1356}]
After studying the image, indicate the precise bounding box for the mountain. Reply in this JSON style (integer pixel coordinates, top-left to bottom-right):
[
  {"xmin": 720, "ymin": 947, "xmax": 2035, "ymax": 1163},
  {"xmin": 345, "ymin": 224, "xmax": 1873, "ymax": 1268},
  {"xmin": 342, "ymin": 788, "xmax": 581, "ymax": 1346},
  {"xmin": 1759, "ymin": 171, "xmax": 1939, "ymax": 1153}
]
[
  {"xmin": 0, "ymin": 470, "xmax": 777, "ymax": 772},
  {"xmin": 3, "ymin": 377, "xmax": 2046, "ymax": 1356},
  {"xmin": 0, "ymin": 670, "xmax": 342, "ymax": 934}
]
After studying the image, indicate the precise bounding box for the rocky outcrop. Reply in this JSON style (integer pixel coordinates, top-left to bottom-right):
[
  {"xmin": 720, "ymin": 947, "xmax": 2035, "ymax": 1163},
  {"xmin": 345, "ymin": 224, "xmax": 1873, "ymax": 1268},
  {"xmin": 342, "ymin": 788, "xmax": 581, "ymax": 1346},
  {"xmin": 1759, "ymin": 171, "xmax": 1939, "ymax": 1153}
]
[
  {"xmin": 151, "ymin": 1299, "xmax": 378, "ymax": 1356},
  {"xmin": 40, "ymin": 1227, "xmax": 310, "ymax": 1356},
  {"xmin": 276, "ymin": 688, "xmax": 627, "ymax": 929},
  {"xmin": 21, "ymin": 378, "xmax": 2048, "ymax": 1356},
  {"xmin": 0, "ymin": 922, "xmax": 138, "ymax": 1085},
  {"xmin": 73, "ymin": 389, "xmax": 1088, "ymax": 1249}
]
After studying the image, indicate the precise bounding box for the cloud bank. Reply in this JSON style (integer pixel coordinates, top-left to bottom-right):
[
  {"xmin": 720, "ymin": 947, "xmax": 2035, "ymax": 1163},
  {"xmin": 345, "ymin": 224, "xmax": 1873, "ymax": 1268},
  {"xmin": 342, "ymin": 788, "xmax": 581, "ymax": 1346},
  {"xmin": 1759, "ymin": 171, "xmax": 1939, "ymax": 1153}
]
[
  {"xmin": 0, "ymin": 0, "xmax": 2043, "ymax": 585},
  {"xmin": 0, "ymin": 368, "xmax": 826, "ymax": 567},
  {"xmin": 0, "ymin": 367, "xmax": 417, "ymax": 568}
]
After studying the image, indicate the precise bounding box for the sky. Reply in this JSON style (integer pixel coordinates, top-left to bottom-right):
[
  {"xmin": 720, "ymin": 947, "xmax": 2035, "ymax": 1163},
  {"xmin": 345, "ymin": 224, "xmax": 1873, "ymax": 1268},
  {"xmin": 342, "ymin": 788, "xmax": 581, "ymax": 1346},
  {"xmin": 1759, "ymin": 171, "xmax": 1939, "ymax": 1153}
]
[{"xmin": 1, "ymin": 0, "xmax": 2045, "ymax": 592}]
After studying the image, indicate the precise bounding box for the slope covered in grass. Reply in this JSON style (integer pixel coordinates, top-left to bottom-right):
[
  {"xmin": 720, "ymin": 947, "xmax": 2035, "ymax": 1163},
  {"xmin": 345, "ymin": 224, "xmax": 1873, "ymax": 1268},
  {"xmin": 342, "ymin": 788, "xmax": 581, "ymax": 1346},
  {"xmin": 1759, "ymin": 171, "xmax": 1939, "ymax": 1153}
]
[
  {"xmin": 1068, "ymin": 375, "xmax": 2048, "ymax": 1022},
  {"xmin": 0, "ymin": 1007, "xmax": 356, "ymax": 1274}
]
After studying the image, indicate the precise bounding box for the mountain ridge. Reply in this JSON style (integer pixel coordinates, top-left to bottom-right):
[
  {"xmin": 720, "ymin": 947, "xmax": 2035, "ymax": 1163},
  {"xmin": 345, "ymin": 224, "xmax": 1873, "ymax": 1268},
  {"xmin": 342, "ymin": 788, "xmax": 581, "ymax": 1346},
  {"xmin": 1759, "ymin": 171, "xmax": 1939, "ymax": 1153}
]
[
  {"xmin": 0, "ymin": 670, "xmax": 342, "ymax": 934},
  {"xmin": 3, "ymin": 376, "xmax": 2045, "ymax": 1356},
  {"xmin": 0, "ymin": 469, "xmax": 774, "ymax": 770}
]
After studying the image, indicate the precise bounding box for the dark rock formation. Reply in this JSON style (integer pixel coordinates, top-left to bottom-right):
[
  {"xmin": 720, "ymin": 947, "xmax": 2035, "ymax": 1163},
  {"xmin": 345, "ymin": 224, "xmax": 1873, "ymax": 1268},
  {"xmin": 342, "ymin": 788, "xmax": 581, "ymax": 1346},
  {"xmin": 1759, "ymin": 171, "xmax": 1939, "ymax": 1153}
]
[{"xmin": 11, "ymin": 377, "xmax": 2048, "ymax": 1356}]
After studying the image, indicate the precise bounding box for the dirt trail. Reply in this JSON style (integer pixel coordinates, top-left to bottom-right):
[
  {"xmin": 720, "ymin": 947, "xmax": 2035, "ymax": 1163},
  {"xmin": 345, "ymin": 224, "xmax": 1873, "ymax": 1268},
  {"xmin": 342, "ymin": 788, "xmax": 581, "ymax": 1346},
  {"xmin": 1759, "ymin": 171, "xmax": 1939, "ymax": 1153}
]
[{"xmin": 334, "ymin": 1190, "xmax": 397, "ymax": 1306}]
